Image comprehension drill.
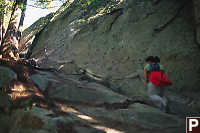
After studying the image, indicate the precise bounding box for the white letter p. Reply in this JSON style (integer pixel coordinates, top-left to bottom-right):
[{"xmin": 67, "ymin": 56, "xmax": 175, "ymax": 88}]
[{"xmin": 189, "ymin": 119, "xmax": 199, "ymax": 131}]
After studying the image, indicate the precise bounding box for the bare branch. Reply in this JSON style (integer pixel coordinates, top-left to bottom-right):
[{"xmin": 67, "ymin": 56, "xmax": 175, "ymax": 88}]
[{"xmin": 26, "ymin": 4, "xmax": 61, "ymax": 9}]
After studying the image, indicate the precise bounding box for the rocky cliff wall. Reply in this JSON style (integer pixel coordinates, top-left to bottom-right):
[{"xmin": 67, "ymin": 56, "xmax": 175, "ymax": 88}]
[{"xmin": 28, "ymin": 0, "xmax": 200, "ymax": 98}]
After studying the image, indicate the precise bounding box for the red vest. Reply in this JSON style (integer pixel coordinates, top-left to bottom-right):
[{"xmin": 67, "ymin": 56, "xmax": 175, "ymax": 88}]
[{"xmin": 149, "ymin": 71, "xmax": 172, "ymax": 86}]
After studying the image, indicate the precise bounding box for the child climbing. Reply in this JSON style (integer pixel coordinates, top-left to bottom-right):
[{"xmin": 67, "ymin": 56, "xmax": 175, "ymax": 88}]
[{"xmin": 144, "ymin": 56, "xmax": 172, "ymax": 112}]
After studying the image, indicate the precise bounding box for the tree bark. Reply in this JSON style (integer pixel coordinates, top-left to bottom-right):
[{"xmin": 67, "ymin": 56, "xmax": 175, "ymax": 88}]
[
  {"xmin": 0, "ymin": 0, "xmax": 5, "ymax": 47},
  {"xmin": 0, "ymin": 21, "xmax": 2, "ymax": 46},
  {"xmin": 18, "ymin": 0, "xmax": 27, "ymax": 42},
  {"xmin": 0, "ymin": 0, "xmax": 27, "ymax": 60},
  {"xmin": 0, "ymin": 11, "xmax": 6, "ymax": 56}
]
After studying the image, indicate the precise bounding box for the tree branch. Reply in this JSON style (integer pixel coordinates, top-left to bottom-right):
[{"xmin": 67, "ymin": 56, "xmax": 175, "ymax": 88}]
[{"xmin": 26, "ymin": 4, "xmax": 61, "ymax": 9}]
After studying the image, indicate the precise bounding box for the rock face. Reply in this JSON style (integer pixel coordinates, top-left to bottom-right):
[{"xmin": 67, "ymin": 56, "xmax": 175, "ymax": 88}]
[
  {"xmin": 0, "ymin": 65, "xmax": 188, "ymax": 133},
  {"xmin": 1, "ymin": 0, "xmax": 199, "ymax": 133},
  {"xmin": 193, "ymin": 0, "xmax": 200, "ymax": 46},
  {"xmin": 7, "ymin": 105, "xmax": 185, "ymax": 133},
  {"xmin": 28, "ymin": 0, "xmax": 200, "ymax": 97}
]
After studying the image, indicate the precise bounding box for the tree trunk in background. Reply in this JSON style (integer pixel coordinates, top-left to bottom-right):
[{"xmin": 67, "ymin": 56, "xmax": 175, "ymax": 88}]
[
  {"xmin": 2, "ymin": 0, "xmax": 13, "ymax": 38},
  {"xmin": 18, "ymin": 0, "xmax": 27, "ymax": 42},
  {"xmin": 0, "ymin": 21, "xmax": 2, "ymax": 46},
  {"xmin": 193, "ymin": 0, "xmax": 200, "ymax": 46},
  {"xmin": 0, "ymin": 0, "xmax": 27, "ymax": 60},
  {"xmin": 0, "ymin": 0, "xmax": 5, "ymax": 47},
  {"xmin": 18, "ymin": 0, "xmax": 27, "ymax": 51},
  {"xmin": 0, "ymin": 15, "xmax": 6, "ymax": 54}
]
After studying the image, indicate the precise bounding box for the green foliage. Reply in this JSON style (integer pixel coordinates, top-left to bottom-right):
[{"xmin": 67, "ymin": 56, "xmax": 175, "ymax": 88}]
[
  {"xmin": 19, "ymin": 1, "xmax": 27, "ymax": 10},
  {"xmin": 0, "ymin": 0, "xmax": 15, "ymax": 27},
  {"xmin": 0, "ymin": 0, "xmax": 8, "ymax": 20},
  {"xmin": 33, "ymin": 0, "xmax": 67, "ymax": 9},
  {"xmin": 81, "ymin": 18, "xmax": 86, "ymax": 22},
  {"xmin": 12, "ymin": 97, "xmax": 34, "ymax": 111},
  {"xmin": 21, "ymin": 98, "xmax": 33, "ymax": 111},
  {"xmin": 34, "ymin": 0, "xmax": 52, "ymax": 9},
  {"xmin": 86, "ymin": 0, "xmax": 95, "ymax": 6},
  {"xmin": 79, "ymin": 0, "xmax": 118, "ymax": 20}
]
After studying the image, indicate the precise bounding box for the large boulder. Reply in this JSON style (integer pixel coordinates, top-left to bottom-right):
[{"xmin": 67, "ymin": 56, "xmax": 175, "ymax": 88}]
[
  {"xmin": 0, "ymin": 92, "xmax": 12, "ymax": 133},
  {"xmin": 28, "ymin": 0, "xmax": 200, "ymax": 101},
  {"xmin": 7, "ymin": 103, "xmax": 186, "ymax": 133},
  {"xmin": 8, "ymin": 107, "xmax": 106, "ymax": 133},
  {"xmin": 15, "ymin": 1, "xmax": 200, "ymax": 132},
  {"xmin": 30, "ymin": 73, "xmax": 128, "ymax": 104},
  {"xmin": 0, "ymin": 66, "xmax": 17, "ymax": 88},
  {"xmin": 74, "ymin": 103, "xmax": 185, "ymax": 133}
]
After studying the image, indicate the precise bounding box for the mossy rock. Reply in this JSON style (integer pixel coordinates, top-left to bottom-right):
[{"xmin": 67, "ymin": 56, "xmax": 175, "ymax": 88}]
[
  {"xmin": 0, "ymin": 66, "xmax": 17, "ymax": 88},
  {"xmin": 0, "ymin": 114, "xmax": 10, "ymax": 133}
]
